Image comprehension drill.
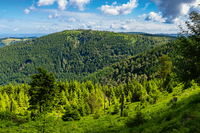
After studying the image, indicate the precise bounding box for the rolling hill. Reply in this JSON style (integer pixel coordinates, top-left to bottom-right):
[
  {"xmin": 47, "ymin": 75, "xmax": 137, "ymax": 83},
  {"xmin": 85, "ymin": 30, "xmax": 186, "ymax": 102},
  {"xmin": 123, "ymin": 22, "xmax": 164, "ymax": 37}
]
[{"xmin": 0, "ymin": 29, "xmax": 176, "ymax": 86}]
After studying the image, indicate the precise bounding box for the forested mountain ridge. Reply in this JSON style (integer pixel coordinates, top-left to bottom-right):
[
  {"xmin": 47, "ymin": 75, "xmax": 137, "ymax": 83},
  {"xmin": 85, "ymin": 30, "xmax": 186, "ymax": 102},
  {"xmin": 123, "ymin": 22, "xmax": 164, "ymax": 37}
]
[
  {"xmin": 0, "ymin": 29, "xmax": 175, "ymax": 86},
  {"xmin": 81, "ymin": 41, "xmax": 176, "ymax": 86}
]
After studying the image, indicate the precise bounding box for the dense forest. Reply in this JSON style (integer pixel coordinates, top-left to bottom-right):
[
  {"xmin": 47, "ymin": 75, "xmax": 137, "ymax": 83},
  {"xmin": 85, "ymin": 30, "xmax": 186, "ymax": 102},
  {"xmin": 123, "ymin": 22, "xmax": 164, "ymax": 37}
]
[
  {"xmin": 81, "ymin": 42, "xmax": 176, "ymax": 86},
  {"xmin": 0, "ymin": 30, "xmax": 175, "ymax": 86},
  {"xmin": 0, "ymin": 11, "xmax": 200, "ymax": 133}
]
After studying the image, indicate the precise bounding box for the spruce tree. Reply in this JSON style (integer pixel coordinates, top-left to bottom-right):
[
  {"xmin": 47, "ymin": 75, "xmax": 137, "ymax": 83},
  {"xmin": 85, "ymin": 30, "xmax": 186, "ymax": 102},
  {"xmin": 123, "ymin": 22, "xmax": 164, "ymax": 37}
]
[{"xmin": 28, "ymin": 67, "xmax": 57, "ymax": 113}]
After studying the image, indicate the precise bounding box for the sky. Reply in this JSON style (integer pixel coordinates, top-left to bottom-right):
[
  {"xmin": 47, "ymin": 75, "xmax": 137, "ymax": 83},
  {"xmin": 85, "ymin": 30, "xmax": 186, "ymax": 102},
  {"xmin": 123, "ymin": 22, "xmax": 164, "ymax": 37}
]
[{"xmin": 0, "ymin": 0, "xmax": 200, "ymax": 35}]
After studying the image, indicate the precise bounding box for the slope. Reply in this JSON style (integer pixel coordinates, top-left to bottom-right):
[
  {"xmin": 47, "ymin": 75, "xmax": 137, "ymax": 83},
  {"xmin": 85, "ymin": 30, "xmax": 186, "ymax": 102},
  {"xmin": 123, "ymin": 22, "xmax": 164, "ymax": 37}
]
[
  {"xmin": 82, "ymin": 41, "xmax": 177, "ymax": 86},
  {"xmin": 0, "ymin": 30, "xmax": 175, "ymax": 86}
]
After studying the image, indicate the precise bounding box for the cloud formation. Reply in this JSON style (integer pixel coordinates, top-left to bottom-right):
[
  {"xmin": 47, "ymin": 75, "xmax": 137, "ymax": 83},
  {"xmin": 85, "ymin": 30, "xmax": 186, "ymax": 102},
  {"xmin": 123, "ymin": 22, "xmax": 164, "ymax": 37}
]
[
  {"xmin": 24, "ymin": 9, "xmax": 30, "ymax": 14},
  {"xmin": 37, "ymin": 0, "xmax": 68, "ymax": 10},
  {"xmin": 99, "ymin": 0, "xmax": 138, "ymax": 16},
  {"xmin": 37, "ymin": 0, "xmax": 56, "ymax": 6},
  {"xmin": 67, "ymin": 18, "xmax": 76, "ymax": 22},
  {"xmin": 145, "ymin": 12, "xmax": 166, "ymax": 23},
  {"xmin": 87, "ymin": 22, "xmax": 95, "ymax": 28},
  {"xmin": 142, "ymin": 2, "xmax": 150, "ymax": 10},
  {"xmin": 57, "ymin": 0, "xmax": 68, "ymax": 10},
  {"xmin": 150, "ymin": 0, "xmax": 197, "ymax": 23},
  {"xmin": 48, "ymin": 15, "xmax": 53, "ymax": 19},
  {"xmin": 13, "ymin": 28, "xmax": 19, "ymax": 31},
  {"xmin": 37, "ymin": 0, "xmax": 90, "ymax": 11},
  {"xmin": 69, "ymin": 0, "xmax": 90, "ymax": 11}
]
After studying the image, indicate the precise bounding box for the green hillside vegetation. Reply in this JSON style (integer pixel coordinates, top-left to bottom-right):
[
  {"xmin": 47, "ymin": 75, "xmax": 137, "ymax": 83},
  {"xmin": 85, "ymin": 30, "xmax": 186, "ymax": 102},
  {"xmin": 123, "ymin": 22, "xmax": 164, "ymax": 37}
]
[
  {"xmin": 0, "ymin": 37, "xmax": 34, "ymax": 48},
  {"xmin": 0, "ymin": 30, "xmax": 175, "ymax": 86},
  {"xmin": 0, "ymin": 68, "xmax": 200, "ymax": 132},
  {"xmin": 0, "ymin": 10, "xmax": 199, "ymax": 133},
  {"xmin": 82, "ymin": 42, "xmax": 176, "ymax": 86}
]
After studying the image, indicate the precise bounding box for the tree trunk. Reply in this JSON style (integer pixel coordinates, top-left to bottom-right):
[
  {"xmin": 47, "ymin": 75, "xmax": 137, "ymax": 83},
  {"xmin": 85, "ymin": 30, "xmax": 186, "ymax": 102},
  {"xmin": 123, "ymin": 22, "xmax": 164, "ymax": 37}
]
[
  {"xmin": 104, "ymin": 89, "xmax": 106, "ymax": 115},
  {"xmin": 121, "ymin": 94, "xmax": 124, "ymax": 117},
  {"xmin": 163, "ymin": 75, "xmax": 165, "ymax": 94},
  {"xmin": 10, "ymin": 100, "xmax": 13, "ymax": 112}
]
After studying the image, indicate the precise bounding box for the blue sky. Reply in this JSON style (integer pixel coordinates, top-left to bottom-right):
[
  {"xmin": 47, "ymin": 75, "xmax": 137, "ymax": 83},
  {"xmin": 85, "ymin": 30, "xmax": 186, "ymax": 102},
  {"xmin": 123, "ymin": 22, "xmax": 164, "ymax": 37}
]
[{"xmin": 0, "ymin": 0, "xmax": 200, "ymax": 35}]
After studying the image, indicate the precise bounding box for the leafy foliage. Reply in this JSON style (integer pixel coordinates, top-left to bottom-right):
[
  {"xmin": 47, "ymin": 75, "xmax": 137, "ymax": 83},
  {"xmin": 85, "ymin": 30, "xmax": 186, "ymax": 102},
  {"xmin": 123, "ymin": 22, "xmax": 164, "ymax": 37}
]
[{"xmin": 173, "ymin": 11, "xmax": 200, "ymax": 84}]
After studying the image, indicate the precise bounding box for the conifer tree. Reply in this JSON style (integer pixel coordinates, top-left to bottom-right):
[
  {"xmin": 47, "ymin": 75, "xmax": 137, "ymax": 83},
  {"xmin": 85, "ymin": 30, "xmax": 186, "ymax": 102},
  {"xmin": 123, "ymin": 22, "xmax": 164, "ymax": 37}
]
[
  {"xmin": 158, "ymin": 55, "xmax": 172, "ymax": 93},
  {"xmin": 28, "ymin": 67, "xmax": 57, "ymax": 113}
]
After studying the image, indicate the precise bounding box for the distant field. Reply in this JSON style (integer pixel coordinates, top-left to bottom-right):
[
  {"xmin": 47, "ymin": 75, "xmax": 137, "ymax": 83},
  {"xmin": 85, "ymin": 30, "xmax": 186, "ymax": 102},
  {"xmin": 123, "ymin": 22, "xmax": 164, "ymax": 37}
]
[
  {"xmin": 0, "ymin": 37, "xmax": 35, "ymax": 48},
  {"xmin": 2, "ymin": 38, "xmax": 22, "ymax": 45}
]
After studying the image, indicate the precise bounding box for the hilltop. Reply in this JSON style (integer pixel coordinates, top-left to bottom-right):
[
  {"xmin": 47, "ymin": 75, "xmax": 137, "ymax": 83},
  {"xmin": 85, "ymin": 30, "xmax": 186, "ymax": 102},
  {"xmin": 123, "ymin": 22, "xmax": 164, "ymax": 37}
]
[{"xmin": 0, "ymin": 29, "xmax": 175, "ymax": 86}]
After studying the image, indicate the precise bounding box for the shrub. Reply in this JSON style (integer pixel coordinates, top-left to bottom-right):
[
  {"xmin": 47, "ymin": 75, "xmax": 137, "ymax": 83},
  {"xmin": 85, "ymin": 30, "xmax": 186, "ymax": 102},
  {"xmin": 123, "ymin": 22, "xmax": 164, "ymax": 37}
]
[
  {"xmin": 125, "ymin": 104, "xmax": 146, "ymax": 127},
  {"xmin": 0, "ymin": 111, "xmax": 15, "ymax": 121},
  {"xmin": 123, "ymin": 109, "xmax": 129, "ymax": 117},
  {"xmin": 93, "ymin": 110, "xmax": 101, "ymax": 119},
  {"xmin": 112, "ymin": 102, "xmax": 120, "ymax": 115},
  {"xmin": 62, "ymin": 107, "xmax": 81, "ymax": 121}
]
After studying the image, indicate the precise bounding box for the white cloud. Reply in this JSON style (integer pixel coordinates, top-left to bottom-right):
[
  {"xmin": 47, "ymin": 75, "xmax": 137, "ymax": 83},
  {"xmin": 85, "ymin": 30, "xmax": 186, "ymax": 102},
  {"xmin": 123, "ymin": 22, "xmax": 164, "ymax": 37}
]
[
  {"xmin": 37, "ymin": 0, "xmax": 56, "ymax": 6},
  {"xmin": 69, "ymin": 0, "xmax": 90, "ymax": 11},
  {"xmin": 78, "ymin": 23, "xmax": 86, "ymax": 29},
  {"xmin": 121, "ymin": 25, "xmax": 129, "ymax": 30},
  {"xmin": 142, "ymin": 2, "xmax": 150, "ymax": 10},
  {"xmin": 99, "ymin": 0, "xmax": 138, "ymax": 16},
  {"xmin": 30, "ymin": 5, "xmax": 37, "ymax": 11},
  {"xmin": 138, "ymin": 14, "xmax": 146, "ymax": 21},
  {"xmin": 54, "ymin": 12, "xmax": 61, "ymax": 18},
  {"xmin": 13, "ymin": 28, "xmax": 19, "ymax": 31},
  {"xmin": 37, "ymin": 0, "xmax": 68, "ymax": 11},
  {"xmin": 3, "ymin": 10, "xmax": 6, "ymax": 12},
  {"xmin": 23, "ymin": 9, "xmax": 30, "ymax": 14},
  {"xmin": 50, "ymin": 27, "xmax": 58, "ymax": 30},
  {"xmin": 48, "ymin": 15, "xmax": 53, "ymax": 19},
  {"xmin": 145, "ymin": 12, "xmax": 166, "ymax": 23},
  {"xmin": 126, "ymin": 18, "xmax": 136, "ymax": 23},
  {"xmin": 110, "ymin": 23, "xmax": 116, "ymax": 29},
  {"xmin": 37, "ymin": 0, "xmax": 90, "ymax": 11},
  {"xmin": 68, "ymin": 18, "xmax": 76, "ymax": 22},
  {"xmin": 181, "ymin": 4, "xmax": 190, "ymax": 15},
  {"xmin": 57, "ymin": 0, "xmax": 68, "ymax": 10},
  {"xmin": 87, "ymin": 22, "xmax": 95, "ymax": 28},
  {"xmin": 36, "ymin": 25, "xmax": 48, "ymax": 31}
]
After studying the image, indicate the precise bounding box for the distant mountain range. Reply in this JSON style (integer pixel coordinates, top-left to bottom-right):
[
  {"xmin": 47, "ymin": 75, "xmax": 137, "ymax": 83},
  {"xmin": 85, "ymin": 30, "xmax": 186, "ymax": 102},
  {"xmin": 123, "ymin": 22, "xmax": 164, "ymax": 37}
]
[
  {"xmin": 0, "ymin": 33, "xmax": 47, "ymax": 39},
  {"xmin": 123, "ymin": 32, "xmax": 179, "ymax": 37}
]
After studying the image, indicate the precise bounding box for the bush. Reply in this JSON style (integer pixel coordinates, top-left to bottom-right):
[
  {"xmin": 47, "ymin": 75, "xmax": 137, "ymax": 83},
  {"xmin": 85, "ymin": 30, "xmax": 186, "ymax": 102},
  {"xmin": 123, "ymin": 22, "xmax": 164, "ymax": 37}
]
[
  {"xmin": 112, "ymin": 103, "xmax": 120, "ymax": 115},
  {"xmin": 125, "ymin": 104, "xmax": 146, "ymax": 127},
  {"xmin": 62, "ymin": 107, "xmax": 81, "ymax": 121},
  {"xmin": 123, "ymin": 109, "xmax": 129, "ymax": 117},
  {"xmin": 93, "ymin": 110, "xmax": 101, "ymax": 119},
  {"xmin": 0, "ymin": 111, "xmax": 15, "ymax": 121}
]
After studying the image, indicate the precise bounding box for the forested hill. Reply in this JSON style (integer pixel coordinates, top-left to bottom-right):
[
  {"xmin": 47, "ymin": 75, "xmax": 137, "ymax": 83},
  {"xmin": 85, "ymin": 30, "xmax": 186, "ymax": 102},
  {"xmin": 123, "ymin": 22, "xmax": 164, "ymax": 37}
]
[
  {"xmin": 0, "ymin": 30, "xmax": 175, "ymax": 86},
  {"xmin": 82, "ymin": 41, "xmax": 177, "ymax": 86}
]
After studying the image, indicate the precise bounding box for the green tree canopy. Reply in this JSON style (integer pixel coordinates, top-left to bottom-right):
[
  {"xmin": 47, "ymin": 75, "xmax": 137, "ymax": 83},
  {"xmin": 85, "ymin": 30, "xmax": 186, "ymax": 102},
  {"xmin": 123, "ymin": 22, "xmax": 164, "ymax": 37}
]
[
  {"xmin": 28, "ymin": 67, "xmax": 57, "ymax": 113},
  {"xmin": 174, "ymin": 11, "xmax": 200, "ymax": 84},
  {"xmin": 158, "ymin": 55, "xmax": 172, "ymax": 93}
]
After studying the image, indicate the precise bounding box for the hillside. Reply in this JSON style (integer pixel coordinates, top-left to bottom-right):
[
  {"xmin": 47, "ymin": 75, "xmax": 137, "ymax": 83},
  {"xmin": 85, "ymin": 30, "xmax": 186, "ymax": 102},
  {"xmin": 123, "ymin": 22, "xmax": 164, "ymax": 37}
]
[
  {"xmin": 0, "ymin": 71, "xmax": 200, "ymax": 132},
  {"xmin": 0, "ymin": 30, "xmax": 176, "ymax": 86},
  {"xmin": 81, "ymin": 41, "xmax": 177, "ymax": 86},
  {"xmin": 0, "ymin": 37, "xmax": 35, "ymax": 48}
]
